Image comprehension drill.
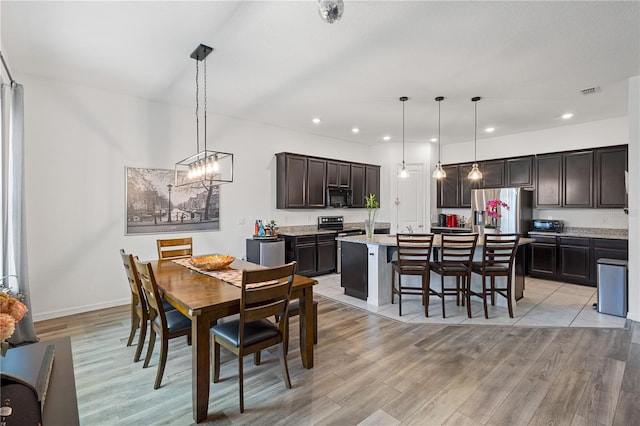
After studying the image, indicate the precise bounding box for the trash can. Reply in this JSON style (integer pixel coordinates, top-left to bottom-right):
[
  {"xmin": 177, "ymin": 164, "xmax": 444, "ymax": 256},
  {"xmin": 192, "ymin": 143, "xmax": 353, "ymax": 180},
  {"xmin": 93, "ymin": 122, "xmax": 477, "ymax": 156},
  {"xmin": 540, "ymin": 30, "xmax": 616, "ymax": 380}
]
[{"xmin": 596, "ymin": 258, "xmax": 628, "ymax": 317}]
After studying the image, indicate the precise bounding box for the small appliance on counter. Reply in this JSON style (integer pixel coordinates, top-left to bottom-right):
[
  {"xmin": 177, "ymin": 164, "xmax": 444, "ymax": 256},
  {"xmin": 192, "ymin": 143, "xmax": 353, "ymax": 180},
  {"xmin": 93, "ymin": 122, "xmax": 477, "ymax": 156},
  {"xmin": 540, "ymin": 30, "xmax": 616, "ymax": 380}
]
[
  {"xmin": 446, "ymin": 214, "xmax": 458, "ymax": 228},
  {"xmin": 438, "ymin": 214, "xmax": 447, "ymax": 227},
  {"xmin": 531, "ymin": 219, "xmax": 564, "ymax": 233}
]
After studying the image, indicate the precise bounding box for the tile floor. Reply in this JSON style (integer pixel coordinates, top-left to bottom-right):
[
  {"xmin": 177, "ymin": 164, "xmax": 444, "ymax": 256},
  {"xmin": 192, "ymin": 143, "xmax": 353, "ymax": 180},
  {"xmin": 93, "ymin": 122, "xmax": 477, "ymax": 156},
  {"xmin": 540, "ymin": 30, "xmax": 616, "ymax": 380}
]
[{"xmin": 314, "ymin": 273, "xmax": 628, "ymax": 328}]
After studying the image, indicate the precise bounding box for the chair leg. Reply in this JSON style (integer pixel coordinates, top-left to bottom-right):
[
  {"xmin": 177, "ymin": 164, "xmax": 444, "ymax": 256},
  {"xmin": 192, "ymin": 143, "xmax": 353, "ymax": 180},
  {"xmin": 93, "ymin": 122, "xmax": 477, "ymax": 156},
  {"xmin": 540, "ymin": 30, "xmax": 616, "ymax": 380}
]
[
  {"xmin": 506, "ymin": 276, "xmax": 514, "ymax": 318},
  {"xmin": 154, "ymin": 334, "xmax": 168, "ymax": 389},
  {"xmin": 212, "ymin": 341, "xmax": 221, "ymax": 383},
  {"xmin": 187, "ymin": 333, "xmax": 192, "ymax": 346},
  {"xmin": 278, "ymin": 342, "xmax": 292, "ymax": 389},
  {"xmin": 423, "ymin": 274, "xmax": 429, "ymax": 317},
  {"xmin": 391, "ymin": 270, "xmax": 396, "ymax": 304},
  {"xmin": 143, "ymin": 328, "xmax": 156, "ymax": 368},
  {"xmin": 456, "ymin": 276, "xmax": 461, "ymax": 306},
  {"xmin": 465, "ymin": 276, "xmax": 473, "ymax": 318},
  {"xmin": 238, "ymin": 355, "xmax": 244, "ymax": 413},
  {"xmin": 491, "ymin": 276, "xmax": 496, "ymax": 305},
  {"xmin": 482, "ymin": 275, "xmax": 489, "ymax": 319},
  {"xmin": 254, "ymin": 351, "xmax": 261, "ymax": 365},
  {"xmin": 133, "ymin": 317, "xmax": 147, "ymax": 362},
  {"xmin": 441, "ymin": 274, "xmax": 446, "ymax": 318},
  {"xmin": 398, "ymin": 274, "xmax": 403, "ymax": 316},
  {"xmin": 127, "ymin": 308, "xmax": 138, "ymax": 346}
]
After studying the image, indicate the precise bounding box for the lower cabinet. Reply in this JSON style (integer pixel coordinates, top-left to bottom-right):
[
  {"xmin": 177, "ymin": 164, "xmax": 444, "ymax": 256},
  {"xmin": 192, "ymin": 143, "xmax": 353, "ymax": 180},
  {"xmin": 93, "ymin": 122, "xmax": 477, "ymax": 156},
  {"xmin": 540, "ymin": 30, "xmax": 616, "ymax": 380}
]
[
  {"xmin": 285, "ymin": 233, "xmax": 336, "ymax": 277},
  {"xmin": 529, "ymin": 235, "xmax": 627, "ymax": 287},
  {"xmin": 340, "ymin": 241, "xmax": 368, "ymax": 300}
]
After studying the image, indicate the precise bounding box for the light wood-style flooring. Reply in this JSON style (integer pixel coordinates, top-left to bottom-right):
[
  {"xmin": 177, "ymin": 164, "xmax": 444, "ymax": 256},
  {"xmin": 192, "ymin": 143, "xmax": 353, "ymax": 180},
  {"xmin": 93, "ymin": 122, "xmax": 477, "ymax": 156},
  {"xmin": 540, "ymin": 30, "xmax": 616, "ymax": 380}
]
[{"xmin": 34, "ymin": 296, "xmax": 640, "ymax": 425}]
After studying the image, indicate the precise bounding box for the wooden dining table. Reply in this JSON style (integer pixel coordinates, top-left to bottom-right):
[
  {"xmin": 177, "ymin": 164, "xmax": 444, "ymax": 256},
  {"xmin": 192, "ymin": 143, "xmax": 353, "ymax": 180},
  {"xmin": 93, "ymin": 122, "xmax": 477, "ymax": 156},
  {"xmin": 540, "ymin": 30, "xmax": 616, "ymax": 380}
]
[{"xmin": 150, "ymin": 258, "xmax": 317, "ymax": 423}]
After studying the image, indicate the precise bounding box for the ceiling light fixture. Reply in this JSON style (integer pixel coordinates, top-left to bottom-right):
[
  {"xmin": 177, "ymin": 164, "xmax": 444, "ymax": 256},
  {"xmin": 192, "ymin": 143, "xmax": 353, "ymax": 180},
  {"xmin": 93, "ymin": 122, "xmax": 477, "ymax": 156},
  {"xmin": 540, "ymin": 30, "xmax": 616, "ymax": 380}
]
[
  {"xmin": 318, "ymin": 0, "xmax": 344, "ymax": 24},
  {"xmin": 432, "ymin": 96, "xmax": 446, "ymax": 180},
  {"xmin": 485, "ymin": 127, "xmax": 495, "ymax": 133},
  {"xmin": 430, "ymin": 137, "xmax": 438, "ymax": 143},
  {"xmin": 352, "ymin": 127, "xmax": 360, "ymax": 133},
  {"xmin": 383, "ymin": 135, "xmax": 391, "ymax": 141},
  {"xmin": 398, "ymin": 96, "xmax": 410, "ymax": 179},
  {"xmin": 175, "ymin": 44, "xmax": 233, "ymax": 187},
  {"xmin": 562, "ymin": 113, "xmax": 574, "ymax": 119},
  {"xmin": 468, "ymin": 96, "xmax": 483, "ymax": 181},
  {"xmin": 312, "ymin": 117, "xmax": 321, "ymax": 124}
]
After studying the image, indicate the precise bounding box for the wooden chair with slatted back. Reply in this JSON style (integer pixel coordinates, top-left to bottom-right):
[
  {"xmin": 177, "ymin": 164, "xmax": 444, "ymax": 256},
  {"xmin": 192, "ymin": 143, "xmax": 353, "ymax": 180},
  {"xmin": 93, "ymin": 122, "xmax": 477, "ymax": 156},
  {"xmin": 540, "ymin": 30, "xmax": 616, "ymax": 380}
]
[
  {"xmin": 156, "ymin": 237, "xmax": 193, "ymax": 261},
  {"xmin": 211, "ymin": 262, "xmax": 296, "ymax": 413},
  {"xmin": 120, "ymin": 249, "xmax": 148, "ymax": 362},
  {"xmin": 133, "ymin": 258, "xmax": 192, "ymax": 389},
  {"xmin": 429, "ymin": 233, "xmax": 478, "ymax": 318},
  {"xmin": 391, "ymin": 233, "xmax": 434, "ymax": 316},
  {"xmin": 471, "ymin": 233, "xmax": 521, "ymax": 318}
]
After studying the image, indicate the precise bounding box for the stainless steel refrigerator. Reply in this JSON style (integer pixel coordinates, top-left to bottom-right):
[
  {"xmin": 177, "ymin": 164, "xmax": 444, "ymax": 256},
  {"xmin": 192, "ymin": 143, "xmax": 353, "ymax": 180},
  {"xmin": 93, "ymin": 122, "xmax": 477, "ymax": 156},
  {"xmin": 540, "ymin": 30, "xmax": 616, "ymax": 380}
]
[{"xmin": 471, "ymin": 187, "xmax": 533, "ymax": 234}]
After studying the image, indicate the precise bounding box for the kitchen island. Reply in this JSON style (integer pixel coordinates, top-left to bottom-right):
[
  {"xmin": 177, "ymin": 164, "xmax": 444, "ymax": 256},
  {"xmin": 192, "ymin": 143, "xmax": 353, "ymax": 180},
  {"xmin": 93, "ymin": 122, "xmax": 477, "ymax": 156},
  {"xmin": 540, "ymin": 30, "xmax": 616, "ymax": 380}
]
[{"xmin": 338, "ymin": 234, "xmax": 533, "ymax": 306}]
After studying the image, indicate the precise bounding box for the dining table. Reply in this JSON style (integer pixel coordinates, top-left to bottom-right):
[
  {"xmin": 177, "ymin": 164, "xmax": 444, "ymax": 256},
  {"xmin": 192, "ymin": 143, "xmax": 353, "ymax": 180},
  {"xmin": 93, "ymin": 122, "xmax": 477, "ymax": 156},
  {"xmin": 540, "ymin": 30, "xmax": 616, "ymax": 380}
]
[{"xmin": 150, "ymin": 258, "xmax": 317, "ymax": 423}]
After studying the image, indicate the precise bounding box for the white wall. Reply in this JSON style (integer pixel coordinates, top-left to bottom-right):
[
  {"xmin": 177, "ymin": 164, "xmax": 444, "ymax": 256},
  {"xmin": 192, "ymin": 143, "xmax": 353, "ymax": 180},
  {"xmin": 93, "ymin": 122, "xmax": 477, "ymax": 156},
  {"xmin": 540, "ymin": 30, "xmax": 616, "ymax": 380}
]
[
  {"xmin": 627, "ymin": 76, "xmax": 639, "ymax": 322},
  {"xmin": 21, "ymin": 74, "xmax": 381, "ymax": 320}
]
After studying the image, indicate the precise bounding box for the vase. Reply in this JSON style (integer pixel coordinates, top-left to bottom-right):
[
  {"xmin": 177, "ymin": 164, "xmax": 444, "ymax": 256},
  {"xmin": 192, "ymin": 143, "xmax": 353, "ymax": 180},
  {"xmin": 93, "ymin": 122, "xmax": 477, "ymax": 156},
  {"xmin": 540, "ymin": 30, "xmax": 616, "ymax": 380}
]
[
  {"xmin": 484, "ymin": 227, "xmax": 497, "ymax": 235},
  {"xmin": 365, "ymin": 214, "xmax": 377, "ymax": 239}
]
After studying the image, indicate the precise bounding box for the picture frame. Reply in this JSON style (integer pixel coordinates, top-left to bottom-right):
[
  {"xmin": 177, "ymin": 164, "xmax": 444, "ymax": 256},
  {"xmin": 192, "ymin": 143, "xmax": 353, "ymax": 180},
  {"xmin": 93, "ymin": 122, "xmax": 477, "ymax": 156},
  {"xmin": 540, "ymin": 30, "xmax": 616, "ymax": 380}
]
[{"xmin": 125, "ymin": 166, "xmax": 220, "ymax": 235}]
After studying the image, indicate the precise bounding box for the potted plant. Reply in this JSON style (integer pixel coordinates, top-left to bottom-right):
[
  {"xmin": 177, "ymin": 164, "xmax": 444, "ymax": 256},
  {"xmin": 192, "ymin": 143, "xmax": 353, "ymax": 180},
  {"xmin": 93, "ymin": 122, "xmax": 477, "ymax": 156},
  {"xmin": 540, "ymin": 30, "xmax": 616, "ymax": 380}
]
[
  {"xmin": 485, "ymin": 199, "xmax": 509, "ymax": 233},
  {"xmin": 365, "ymin": 194, "xmax": 379, "ymax": 239}
]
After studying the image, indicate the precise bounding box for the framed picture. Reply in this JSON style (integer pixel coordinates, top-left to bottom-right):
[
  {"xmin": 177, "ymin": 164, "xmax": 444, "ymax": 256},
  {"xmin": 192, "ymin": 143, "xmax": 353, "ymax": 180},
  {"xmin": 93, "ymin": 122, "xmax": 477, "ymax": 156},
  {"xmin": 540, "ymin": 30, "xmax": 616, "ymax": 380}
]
[{"xmin": 125, "ymin": 167, "xmax": 220, "ymax": 235}]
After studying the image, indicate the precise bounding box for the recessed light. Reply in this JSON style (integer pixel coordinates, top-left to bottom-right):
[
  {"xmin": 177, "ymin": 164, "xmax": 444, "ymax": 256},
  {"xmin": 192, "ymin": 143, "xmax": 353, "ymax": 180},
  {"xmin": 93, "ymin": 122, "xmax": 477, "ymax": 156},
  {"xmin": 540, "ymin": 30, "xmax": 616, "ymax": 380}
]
[
  {"xmin": 352, "ymin": 127, "xmax": 360, "ymax": 134},
  {"xmin": 485, "ymin": 127, "xmax": 495, "ymax": 133},
  {"xmin": 312, "ymin": 117, "xmax": 321, "ymax": 124},
  {"xmin": 430, "ymin": 137, "xmax": 438, "ymax": 142},
  {"xmin": 562, "ymin": 113, "xmax": 574, "ymax": 120},
  {"xmin": 383, "ymin": 135, "xmax": 391, "ymax": 141}
]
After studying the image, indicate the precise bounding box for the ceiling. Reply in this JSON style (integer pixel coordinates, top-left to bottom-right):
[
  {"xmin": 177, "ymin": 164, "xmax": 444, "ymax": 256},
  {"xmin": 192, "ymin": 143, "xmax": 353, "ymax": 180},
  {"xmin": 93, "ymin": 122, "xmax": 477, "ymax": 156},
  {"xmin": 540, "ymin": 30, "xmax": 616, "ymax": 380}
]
[{"xmin": 2, "ymin": 1, "xmax": 639, "ymax": 147}]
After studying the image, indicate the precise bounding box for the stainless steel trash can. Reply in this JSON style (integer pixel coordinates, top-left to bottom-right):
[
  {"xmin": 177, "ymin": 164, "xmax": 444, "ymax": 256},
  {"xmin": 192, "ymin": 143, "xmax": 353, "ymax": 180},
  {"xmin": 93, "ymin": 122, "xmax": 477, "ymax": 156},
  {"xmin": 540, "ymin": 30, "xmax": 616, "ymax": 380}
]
[{"xmin": 597, "ymin": 258, "xmax": 628, "ymax": 317}]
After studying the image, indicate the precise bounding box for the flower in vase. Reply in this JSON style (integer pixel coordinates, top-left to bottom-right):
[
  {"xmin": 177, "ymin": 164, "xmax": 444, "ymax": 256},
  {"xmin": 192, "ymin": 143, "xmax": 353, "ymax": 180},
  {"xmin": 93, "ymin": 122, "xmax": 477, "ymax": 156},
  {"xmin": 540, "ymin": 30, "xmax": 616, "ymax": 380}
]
[
  {"xmin": 485, "ymin": 199, "xmax": 509, "ymax": 228},
  {"xmin": 0, "ymin": 290, "xmax": 28, "ymax": 356}
]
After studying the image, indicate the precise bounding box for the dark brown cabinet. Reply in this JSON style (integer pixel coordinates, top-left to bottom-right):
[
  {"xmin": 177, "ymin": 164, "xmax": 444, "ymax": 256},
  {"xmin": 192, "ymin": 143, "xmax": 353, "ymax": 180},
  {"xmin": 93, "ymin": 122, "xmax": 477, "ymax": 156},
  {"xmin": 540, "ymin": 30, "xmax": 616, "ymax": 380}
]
[
  {"xmin": 481, "ymin": 160, "xmax": 506, "ymax": 188},
  {"xmin": 277, "ymin": 152, "xmax": 380, "ymax": 210},
  {"xmin": 530, "ymin": 235, "xmax": 627, "ymax": 287},
  {"xmin": 563, "ymin": 150, "xmax": 593, "ymax": 207},
  {"xmin": 284, "ymin": 233, "xmax": 336, "ymax": 277},
  {"xmin": 595, "ymin": 146, "xmax": 627, "ymax": 208},
  {"xmin": 460, "ymin": 163, "xmax": 480, "ymax": 207},
  {"xmin": 327, "ymin": 160, "xmax": 351, "ymax": 188},
  {"xmin": 506, "ymin": 156, "xmax": 534, "ymax": 187},
  {"xmin": 350, "ymin": 164, "xmax": 366, "ymax": 207},
  {"xmin": 535, "ymin": 153, "xmax": 563, "ymax": 207},
  {"xmin": 437, "ymin": 165, "xmax": 460, "ymax": 208}
]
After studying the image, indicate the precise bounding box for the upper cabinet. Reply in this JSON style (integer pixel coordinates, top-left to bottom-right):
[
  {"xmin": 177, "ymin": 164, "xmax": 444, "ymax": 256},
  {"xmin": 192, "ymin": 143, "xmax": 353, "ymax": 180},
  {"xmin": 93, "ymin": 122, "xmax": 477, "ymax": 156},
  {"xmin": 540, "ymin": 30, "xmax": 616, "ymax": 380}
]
[
  {"xmin": 595, "ymin": 145, "xmax": 627, "ymax": 208},
  {"xmin": 563, "ymin": 150, "xmax": 593, "ymax": 207},
  {"xmin": 327, "ymin": 160, "xmax": 351, "ymax": 188},
  {"xmin": 535, "ymin": 153, "xmax": 563, "ymax": 207},
  {"xmin": 436, "ymin": 164, "xmax": 478, "ymax": 208},
  {"xmin": 276, "ymin": 152, "xmax": 380, "ymax": 209},
  {"xmin": 506, "ymin": 156, "xmax": 534, "ymax": 187},
  {"xmin": 480, "ymin": 159, "xmax": 506, "ymax": 188}
]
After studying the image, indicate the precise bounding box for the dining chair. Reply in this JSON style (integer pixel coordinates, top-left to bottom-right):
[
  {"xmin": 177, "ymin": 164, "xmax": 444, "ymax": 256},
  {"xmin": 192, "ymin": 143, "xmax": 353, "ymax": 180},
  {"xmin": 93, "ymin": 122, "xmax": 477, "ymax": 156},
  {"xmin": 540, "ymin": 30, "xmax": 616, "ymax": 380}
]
[
  {"xmin": 429, "ymin": 233, "xmax": 478, "ymax": 318},
  {"xmin": 391, "ymin": 233, "xmax": 434, "ymax": 316},
  {"xmin": 471, "ymin": 233, "xmax": 521, "ymax": 318},
  {"xmin": 211, "ymin": 262, "xmax": 296, "ymax": 413},
  {"xmin": 133, "ymin": 257, "xmax": 192, "ymax": 389},
  {"xmin": 156, "ymin": 237, "xmax": 193, "ymax": 261},
  {"xmin": 120, "ymin": 249, "xmax": 148, "ymax": 362},
  {"xmin": 275, "ymin": 298, "xmax": 318, "ymax": 354}
]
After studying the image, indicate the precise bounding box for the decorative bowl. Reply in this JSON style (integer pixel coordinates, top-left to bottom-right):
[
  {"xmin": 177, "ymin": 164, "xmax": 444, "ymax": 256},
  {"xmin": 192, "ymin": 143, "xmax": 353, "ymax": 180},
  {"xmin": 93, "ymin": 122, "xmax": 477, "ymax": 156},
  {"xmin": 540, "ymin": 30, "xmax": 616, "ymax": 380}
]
[{"xmin": 189, "ymin": 254, "xmax": 235, "ymax": 271}]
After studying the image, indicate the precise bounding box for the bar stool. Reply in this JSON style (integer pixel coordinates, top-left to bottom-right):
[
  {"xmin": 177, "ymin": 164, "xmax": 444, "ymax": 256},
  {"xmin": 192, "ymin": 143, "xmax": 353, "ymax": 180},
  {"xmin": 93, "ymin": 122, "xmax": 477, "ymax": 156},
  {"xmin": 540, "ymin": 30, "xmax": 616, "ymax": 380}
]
[
  {"xmin": 391, "ymin": 234, "xmax": 434, "ymax": 316},
  {"xmin": 471, "ymin": 233, "xmax": 520, "ymax": 318},
  {"xmin": 429, "ymin": 233, "xmax": 478, "ymax": 318}
]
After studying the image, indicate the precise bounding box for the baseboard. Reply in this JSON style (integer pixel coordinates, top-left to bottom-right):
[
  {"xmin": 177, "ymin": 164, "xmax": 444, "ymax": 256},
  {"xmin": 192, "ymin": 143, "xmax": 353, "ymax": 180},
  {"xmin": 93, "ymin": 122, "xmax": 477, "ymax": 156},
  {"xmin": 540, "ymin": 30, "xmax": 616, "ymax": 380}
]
[
  {"xmin": 627, "ymin": 311, "xmax": 640, "ymax": 322},
  {"xmin": 33, "ymin": 298, "xmax": 129, "ymax": 322}
]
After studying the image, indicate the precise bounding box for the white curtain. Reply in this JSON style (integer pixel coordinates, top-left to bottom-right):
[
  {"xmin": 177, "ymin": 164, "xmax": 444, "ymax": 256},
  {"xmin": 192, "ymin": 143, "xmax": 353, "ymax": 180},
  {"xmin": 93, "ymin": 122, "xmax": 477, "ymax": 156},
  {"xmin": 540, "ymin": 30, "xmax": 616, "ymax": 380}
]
[{"xmin": 1, "ymin": 81, "xmax": 38, "ymax": 344}]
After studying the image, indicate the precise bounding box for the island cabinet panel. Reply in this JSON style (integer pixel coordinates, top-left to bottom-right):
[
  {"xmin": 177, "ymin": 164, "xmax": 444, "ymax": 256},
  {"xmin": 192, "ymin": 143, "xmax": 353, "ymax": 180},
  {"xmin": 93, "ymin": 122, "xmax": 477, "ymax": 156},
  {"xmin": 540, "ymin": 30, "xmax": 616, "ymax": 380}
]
[
  {"xmin": 506, "ymin": 156, "xmax": 534, "ymax": 187},
  {"xmin": 307, "ymin": 158, "xmax": 327, "ymax": 208},
  {"xmin": 327, "ymin": 160, "xmax": 351, "ymax": 188},
  {"xmin": 481, "ymin": 159, "xmax": 506, "ymax": 188},
  {"xmin": 340, "ymin": 241, "xmax": 368, "ymax": 300},
  {"xmin": 350, "ymin": 164, "xmax": 366, "ymax": 207},
  {"xmin": 595, "ymin": 145, "xmax": 627, "ymax": 208},
  {"xmin": 536, "ymin": 153, "xmax": 563, "ymax": 207},
  {"xmin": 558, "ymin": 237, "xmax": 592, "ymax": 285},
  {"xmin": 563, "ymin": 150, "xmax": 593, "ymax": 207}
]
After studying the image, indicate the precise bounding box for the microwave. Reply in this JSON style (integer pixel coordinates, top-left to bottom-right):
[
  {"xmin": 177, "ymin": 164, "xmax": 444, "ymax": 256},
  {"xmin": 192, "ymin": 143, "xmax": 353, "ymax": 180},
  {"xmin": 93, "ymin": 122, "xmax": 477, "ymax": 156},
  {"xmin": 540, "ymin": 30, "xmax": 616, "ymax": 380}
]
[
  {"xmin": 326, "ymin": 188, "xmax": 353, "ymax": 208},
  {"xmin": 531, "ymin": 219, "xmax": 564, "ymax": 233}
]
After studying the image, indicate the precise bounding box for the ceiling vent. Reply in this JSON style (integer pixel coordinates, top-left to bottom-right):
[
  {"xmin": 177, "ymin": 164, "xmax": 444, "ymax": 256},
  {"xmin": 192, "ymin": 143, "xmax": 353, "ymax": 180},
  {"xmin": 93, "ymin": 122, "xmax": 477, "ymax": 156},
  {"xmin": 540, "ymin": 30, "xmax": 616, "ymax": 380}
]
[{"xmin": 579, "ymin": 86, "xmax": 601, "ymax": 95}]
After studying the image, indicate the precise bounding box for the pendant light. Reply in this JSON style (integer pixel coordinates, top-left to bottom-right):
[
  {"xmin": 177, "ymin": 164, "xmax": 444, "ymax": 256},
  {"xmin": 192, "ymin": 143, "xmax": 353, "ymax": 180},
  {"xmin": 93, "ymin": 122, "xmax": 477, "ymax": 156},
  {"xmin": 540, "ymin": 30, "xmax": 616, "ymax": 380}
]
[
  {"xmin": 175, "ymin": 44, "xmax": 234, "ymax": 188},
  {"xmin": 468, "ymin": 96, "xmax": 483, "ymax": 180},
  {"xmin": 398, "ymin": 96, "xmax": 410, "ymax": 179},
  {"xmin": 432, "ymin": 96, "xmax": 446, "ymax": 179}
]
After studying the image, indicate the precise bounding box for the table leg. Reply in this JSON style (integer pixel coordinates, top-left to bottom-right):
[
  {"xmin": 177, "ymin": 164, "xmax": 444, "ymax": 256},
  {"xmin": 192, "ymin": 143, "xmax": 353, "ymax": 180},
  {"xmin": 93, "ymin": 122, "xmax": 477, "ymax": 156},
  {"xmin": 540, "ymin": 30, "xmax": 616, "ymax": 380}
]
[
  {"xmin": 192, "ymin": 313, "xmax": 211, "ymax": 423},
  {"xmin": 299, "ymin": 287, "xmax": 314, "ymax": 368}
]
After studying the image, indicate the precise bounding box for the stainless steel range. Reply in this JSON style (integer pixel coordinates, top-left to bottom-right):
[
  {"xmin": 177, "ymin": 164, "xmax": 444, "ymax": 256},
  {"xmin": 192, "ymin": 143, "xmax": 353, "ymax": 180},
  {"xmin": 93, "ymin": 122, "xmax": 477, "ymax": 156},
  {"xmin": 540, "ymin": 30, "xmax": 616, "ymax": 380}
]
[{"xmin": 318, "ymin": 216, "xmax": 364, "ymax": 273}]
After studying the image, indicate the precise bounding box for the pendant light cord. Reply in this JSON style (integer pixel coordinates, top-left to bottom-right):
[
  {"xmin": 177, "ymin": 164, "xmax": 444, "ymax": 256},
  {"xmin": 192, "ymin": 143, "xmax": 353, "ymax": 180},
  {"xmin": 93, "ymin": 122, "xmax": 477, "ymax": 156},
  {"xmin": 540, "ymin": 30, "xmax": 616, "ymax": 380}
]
[
  {"xmin": 474, "ymin": 99, "xmax": 477, "ymax": 162},
  {"xmin": 195, "ymin": 59, "xmax": 200, "ymax": 153},
  {"xmin": 438, "ymin": 99, "xmax": 442, "ymax": 163},
  {"xmin": 204, "ymin": 56, "xmax": 207, "ymax": 153},
  {"xmin": 402, "ymin": 99, "xmax": 405, "ymax": 166}
]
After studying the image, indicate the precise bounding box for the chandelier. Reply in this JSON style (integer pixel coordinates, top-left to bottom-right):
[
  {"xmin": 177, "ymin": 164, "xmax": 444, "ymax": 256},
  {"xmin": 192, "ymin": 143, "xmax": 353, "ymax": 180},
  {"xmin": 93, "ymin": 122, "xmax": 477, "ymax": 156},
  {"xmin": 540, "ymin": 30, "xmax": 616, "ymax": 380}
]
[
  {"xmin": 175, "ymin": 44, "xmax": 233, "ymax": 188},
  {"xmin": 318, "ymin": 0, "xmax": 344, "ymax": 24}
]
